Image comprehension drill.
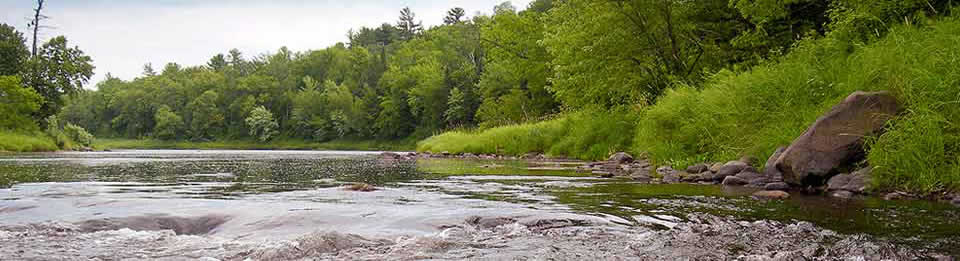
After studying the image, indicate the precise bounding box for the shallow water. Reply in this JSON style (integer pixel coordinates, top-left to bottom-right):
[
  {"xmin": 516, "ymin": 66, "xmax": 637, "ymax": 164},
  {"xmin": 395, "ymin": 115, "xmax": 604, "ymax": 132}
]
[{"xmin": 0, "ymin": 150, "xmax": 957, "ymax": 260}]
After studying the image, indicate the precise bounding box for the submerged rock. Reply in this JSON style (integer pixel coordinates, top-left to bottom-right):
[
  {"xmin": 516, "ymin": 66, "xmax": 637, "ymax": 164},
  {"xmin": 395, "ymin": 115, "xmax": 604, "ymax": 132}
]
[
  {"xmin": 830, "ymin": 190, "xmax": 854, "ymax": 199},
  {"xmin": 764, "ymin": 182, "xmax": 790, "ymax": 191},
  {"xmin": 752, "ymin": 190, "xmax": 790, "ymax": 200},
  {"xmin": 775, "ymin": 91, "xmax": 900, "ymax": 187},
  {"xmin": 884, "ymin": 192, "xmax": 911, "ymax": 201}
]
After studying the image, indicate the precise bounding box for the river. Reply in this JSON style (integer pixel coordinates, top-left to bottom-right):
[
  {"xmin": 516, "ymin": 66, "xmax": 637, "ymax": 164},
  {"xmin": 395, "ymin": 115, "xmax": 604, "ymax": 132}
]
[{"xmin": 0, "ymin": 150, "xmax": 956, "ymax": 260}]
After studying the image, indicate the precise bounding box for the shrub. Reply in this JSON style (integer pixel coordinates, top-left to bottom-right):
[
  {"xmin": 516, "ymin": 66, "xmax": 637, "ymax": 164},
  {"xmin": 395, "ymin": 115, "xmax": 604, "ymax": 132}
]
[
  {"xmin": 245, "ymin": 106, "xmax": 279, "ymax": 142},
  {"xmin": 64, "ymin": 123, "xmax": 94, "ymax": 147}
]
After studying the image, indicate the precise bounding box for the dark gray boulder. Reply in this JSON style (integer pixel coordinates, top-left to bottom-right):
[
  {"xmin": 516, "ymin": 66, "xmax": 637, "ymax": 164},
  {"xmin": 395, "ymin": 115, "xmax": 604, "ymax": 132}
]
[
  {"xmin": 775, "ymin": 91, "xmax": 900, "ymax": 186},
  {"xmin": 658, "ymin": 166, "xmax": 680, "ymax": 183}
]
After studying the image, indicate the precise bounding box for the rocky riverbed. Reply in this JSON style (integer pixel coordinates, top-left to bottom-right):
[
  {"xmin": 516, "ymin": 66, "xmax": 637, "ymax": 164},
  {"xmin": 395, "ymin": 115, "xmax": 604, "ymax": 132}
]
[{"xmin": 0, "ymin": 150, "xmax": 957, "ymax": 260}]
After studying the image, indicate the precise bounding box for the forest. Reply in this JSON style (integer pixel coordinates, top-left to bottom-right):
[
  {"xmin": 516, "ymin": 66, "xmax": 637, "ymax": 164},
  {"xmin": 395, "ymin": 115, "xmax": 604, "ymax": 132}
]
[{"xmin": 2, "ymin": 0, "xmax": 959, "ymax": 194}]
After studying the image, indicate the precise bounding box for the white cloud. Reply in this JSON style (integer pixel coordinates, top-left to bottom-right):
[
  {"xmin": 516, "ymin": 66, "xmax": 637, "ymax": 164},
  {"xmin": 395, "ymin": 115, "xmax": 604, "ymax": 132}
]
[{"xmin": 0, "ymin": 0, "xmax": 532, "ymax": 84}]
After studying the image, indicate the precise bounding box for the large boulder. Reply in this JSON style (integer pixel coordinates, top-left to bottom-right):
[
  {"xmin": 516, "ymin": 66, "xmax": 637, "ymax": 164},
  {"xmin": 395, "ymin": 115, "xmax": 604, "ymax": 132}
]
[
  {"xmin": 775, "ymin": 91, "xmax": 900, "ymax": 186},
  {"xmin": 722, "ymin": 176, "xmax": 748, "ymax": 186},
  {"xmin": 608, "ymin": 152, "xmax": 634, "ymax": 164}
]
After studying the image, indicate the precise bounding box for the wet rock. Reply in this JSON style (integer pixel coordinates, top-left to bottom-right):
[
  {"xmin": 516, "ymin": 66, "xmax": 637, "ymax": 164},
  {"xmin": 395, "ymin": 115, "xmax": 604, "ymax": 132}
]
[
  {"xmin": 764, "ymin": 182, "xmax": 790, "ymax": 191},
  {"xmin": 631, "ymin": 172, "xmax": 651, "ymax": 182},
  {"xmin": 752, "ymin": 190, "xmax": 790, "ymax": 200},
  {"xmin": 722, "ymin": 176, "xmax": 748, "ymax": 186},
  {"xmin": 681, "ymin": 173, "xmax": 701, "ymax": 182},
  {"xmin": 658, "ymin": 166, "xmax": 680, "ymax": 183},
  {"xmin": 608, "ymin": 152, "xmax": 634, "ymax": 164},
  {"xmin": 830, "ymin": 190, "xmax": 854, "ymax": 199},
  {"xmin": 346, "ymin": 183, "xmax": 377, "ymax": 192},
  {"xmin": 715, "ymin": 161, "xmax": 748, "ymax": 180},
  {"xmin": 686, "ymin": 163, "xmax": 710, "ymax": 174},
  {"xmin": 951, "ymin": 196, "xmax": 960, "ymax": 207},
  {"xmin": 775, "ymin": 91, "xmax": 900, "ymax": 187},
  {"xmin": 826, "ymin": 167, "xmax": 872, "ymax": 193},
  {"xmin": 80, "ymin": 147, "xmax": 94, "ymax": 152},
  {"xmin": 381, "ymin": 152, "xmax": 402, "ymax": 160},
  {"xmin": 466, "ymin": 216, "xmax": 516, "ymax": 229},
  {"xmin": 75, "ymin": 214, "xmax": 230, "ymax": 235}
]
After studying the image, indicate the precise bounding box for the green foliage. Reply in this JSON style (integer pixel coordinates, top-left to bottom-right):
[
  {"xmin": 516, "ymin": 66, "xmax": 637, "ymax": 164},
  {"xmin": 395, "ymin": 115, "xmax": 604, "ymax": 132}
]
[
  {"xmin": 0, "ymin": 23, "xmax": 29, "ymax": 76},
  {"xmin": 22, "ymin": 36, "xmax": 95, "ymax": 120},
  {"xmin": 153, "ymin": 105, "xmax": 184, "ymax": 140},
  {"xmin": 633, "ymin": 18, "xmax": 960, "ymax": 193},
  {"xmin": 0, "ymin": 76, "xmax": 42, "ymax": 131},
  {"xmin": 245, "ymin": 106, "xmax": 279, "ymax": 142},
  {"xmin": 63, "ymin": 123, "xmax": 93, "ymax": 147},
  {"xmin": 418, "ymin": 108, "xmax": 637, "ymax": 160}
]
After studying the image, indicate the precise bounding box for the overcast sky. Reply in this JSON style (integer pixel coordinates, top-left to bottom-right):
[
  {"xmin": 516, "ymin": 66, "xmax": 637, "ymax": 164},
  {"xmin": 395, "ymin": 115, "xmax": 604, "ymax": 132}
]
[{"xmin": 0, "ymin": 0, "xmax": 532, "ymax": 85}]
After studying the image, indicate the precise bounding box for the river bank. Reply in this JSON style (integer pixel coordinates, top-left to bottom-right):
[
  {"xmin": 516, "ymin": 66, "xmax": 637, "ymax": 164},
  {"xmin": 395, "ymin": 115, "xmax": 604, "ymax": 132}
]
[{"xmin": 92, "ymin": 138, "xmax": 417, "ymax": 152}]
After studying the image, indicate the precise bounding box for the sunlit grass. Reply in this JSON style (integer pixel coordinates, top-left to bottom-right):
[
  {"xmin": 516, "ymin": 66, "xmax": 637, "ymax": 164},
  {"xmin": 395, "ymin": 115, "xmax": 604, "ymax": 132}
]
[{"xmin": 0, "ymin": 131, "xmax": 58, "ymax": 152}]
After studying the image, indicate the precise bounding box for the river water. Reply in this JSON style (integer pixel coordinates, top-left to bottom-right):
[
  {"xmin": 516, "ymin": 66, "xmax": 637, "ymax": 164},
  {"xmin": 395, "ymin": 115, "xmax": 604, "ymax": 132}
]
[{"xmin": 0, "ymin": 150, "xmax": 957, "ymax": 260}]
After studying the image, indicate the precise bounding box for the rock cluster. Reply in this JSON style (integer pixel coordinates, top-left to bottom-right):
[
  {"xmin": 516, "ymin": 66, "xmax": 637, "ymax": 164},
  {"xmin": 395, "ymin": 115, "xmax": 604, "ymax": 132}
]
[{"xmin": 577, "ymin": 152, "xmax": 653, "ymax": 181}]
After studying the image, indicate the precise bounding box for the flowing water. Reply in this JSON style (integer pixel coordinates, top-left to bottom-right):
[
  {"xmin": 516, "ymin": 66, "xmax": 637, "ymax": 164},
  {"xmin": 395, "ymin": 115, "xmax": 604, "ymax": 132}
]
[{"xmin": 0, "ymin": 150, "xmax": 957, "ymax": 260}]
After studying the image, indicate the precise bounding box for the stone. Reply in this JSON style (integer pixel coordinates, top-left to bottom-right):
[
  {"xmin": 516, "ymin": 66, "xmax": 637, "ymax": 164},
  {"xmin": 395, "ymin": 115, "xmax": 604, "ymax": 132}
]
[
  {"xmin": 681, "ymin": 173, "xmax": 700, "ymax": 182},
  {"xmin": 715, "ymin": 161, "xmax": 749, "ymax": 180},
  {"xmin": 764, "ymin": 182, "xmax": 790, "ymax": 191},
  {"xmin": 686, "ymin": 163, "xmax": 710, "ymax": 174},
  {"xmin": 631, "ymin": 172, "xmax": 651, "ymax": 182},
  {"xmin": 592, "ymin": 170, "xmax": 614, "ymax": 178},
  {"xmin": 658, "ymin": 166, "xmax": 680, "ymax": 184},
  {"xmin": 735, "ymin": 171, "xmax": 763, "ymax": 181},
  {"xmin": 381, "ymin": 152, "xmax": 402, "ymax": 159},
  {"xmin": 722, "ymin": 176, "xmax": 748, "ymax": 186},
  {"xmin": 467, "ymin": 216, "xmax": 516, "ymax": 229},
  {"xmin": 763, "ymin": 147, "xmax": 786, "ymax": 182},
  {"xmin": 752, "ymin": 190, "xmax": 790, "ymax": 200},
  {"xmin": 608, "ymin": 152, "xmax": 634, "ymax": 164},
  {"xmin": 826, "ymin": 167, "xmax": 872, "ymax": 193},
  {"xmin": 775, "ymin": 91, "xmax": 900, "ymax": 186},
  {"xmin": 830, "ymin": 190, "xmax": 854, "ymax": 199},
  {"xmin": 951, "ymin": 195, "xmax": 960, "ymax": 207}
]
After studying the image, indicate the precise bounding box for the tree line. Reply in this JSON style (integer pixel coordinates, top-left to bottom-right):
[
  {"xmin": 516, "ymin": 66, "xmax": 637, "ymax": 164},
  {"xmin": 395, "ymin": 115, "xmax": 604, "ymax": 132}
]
[{"xmin": 4, "ymin": 0, "xmax": 951, "ymax": 144}]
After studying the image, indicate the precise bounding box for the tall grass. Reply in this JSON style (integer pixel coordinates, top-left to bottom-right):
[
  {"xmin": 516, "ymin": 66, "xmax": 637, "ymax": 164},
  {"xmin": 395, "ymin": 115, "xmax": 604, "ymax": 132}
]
[
  {"xmin": 417, "ymin": 108, "xmax": 637, "ymax": 160},
  {"xmin": 633, "ymin": 17, "xmax": 960, "ymax": 193},
  {"xmin": 0, "ymin": 131, "xmax": 58, "ymax": 152}
]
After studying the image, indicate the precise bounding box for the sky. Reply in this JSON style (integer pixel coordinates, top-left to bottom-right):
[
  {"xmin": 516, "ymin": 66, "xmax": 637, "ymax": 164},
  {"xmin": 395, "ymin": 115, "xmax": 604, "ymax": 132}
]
[{"xmin": 0, "ymin": 0, "xmax": 532, "ymax": 84}]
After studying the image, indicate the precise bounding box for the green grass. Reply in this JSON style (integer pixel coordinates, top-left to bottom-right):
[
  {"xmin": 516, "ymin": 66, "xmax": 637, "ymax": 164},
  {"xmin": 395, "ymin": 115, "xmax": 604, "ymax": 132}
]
[
  {"xmin": 632, "ymin": 17, "xmax": 960, "ymax": 194},
  {"xmin": 94, "ymin": 137, "xmax": 417, "ymax": 151},
  {"xmin": 417, "ymin": 108, "xmax": 637, "ymax": 161},
  {"xmin": 0, "ymin": 131, "xmax": 58, "ymax": 152}
]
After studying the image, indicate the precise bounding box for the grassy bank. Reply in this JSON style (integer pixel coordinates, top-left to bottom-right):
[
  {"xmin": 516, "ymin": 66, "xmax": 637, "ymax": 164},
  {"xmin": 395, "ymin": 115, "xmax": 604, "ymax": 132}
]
[
  {"xmin": 419, "ymin": 18, "xmax": 960, "ymax": 194},
  {"xmin": 417, "ymin": 108, "xmax": 637, "ymax": 161},
  {"xmin": 0, "ymin": 131, "xmax": 58, "ymax": 152},
  {"xmin": 94, "ymin": 138, "xmax": 417, "ymax": 151}
]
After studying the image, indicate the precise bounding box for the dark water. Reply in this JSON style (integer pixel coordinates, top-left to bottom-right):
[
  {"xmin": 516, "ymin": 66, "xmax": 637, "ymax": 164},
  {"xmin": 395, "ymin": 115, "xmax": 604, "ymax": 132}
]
[{"xmin": 0, "ymin": 150, "xmax": 957, "ymax": 260}]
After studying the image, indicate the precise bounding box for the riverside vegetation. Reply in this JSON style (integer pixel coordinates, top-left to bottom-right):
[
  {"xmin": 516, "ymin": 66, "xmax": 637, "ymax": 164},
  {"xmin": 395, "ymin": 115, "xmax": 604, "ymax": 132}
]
[{"xmin": 2, "ymin": 1, "xmax": 959, "ymax": 196}]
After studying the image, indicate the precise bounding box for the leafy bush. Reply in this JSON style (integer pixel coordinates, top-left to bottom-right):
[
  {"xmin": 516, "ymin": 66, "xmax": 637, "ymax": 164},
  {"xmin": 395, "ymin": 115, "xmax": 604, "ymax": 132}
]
[
  {"xmin": 153, "ymin": 105, "xmax": 184, "ymax": 140},
  {"xmin": 245, "ymin": 106, "xmax": 279, "ymax": 142},
  {"xmin": 63, "ymin": 123, "xmax": 94, "ymax": 147},
  {"xmin": 0, "ymin": 131, "xmax": 58, "ymax": 152}
]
